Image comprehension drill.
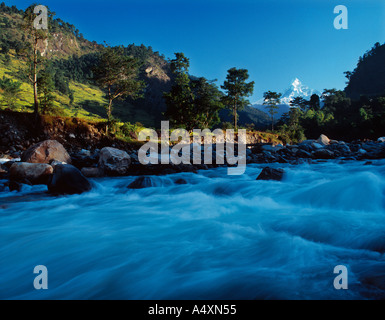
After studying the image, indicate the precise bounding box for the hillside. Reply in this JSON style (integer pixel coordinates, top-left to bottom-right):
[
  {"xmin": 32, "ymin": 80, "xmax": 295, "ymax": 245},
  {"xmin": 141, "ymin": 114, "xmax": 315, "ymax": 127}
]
[
  {"xmin": 219, "ymin": 106, "xmax": 270, "ymax": 130},
  {"xmin": 0, "ymin": 3, "xmax": 173, "ymax": 127},
  {"xmin": 0, "ymin": 3, "xmax": 100, "ymax": 58},
  {"xmin": 0, "ymin": 2, "xmax": 273, "ymax": 130},
  {"xmin": 345, "ymin": 42, "xmax": 385, "ymax": 100},
  {"xmin": 251, "ymin": 104, "xmax": 290, "ymax": 120}
]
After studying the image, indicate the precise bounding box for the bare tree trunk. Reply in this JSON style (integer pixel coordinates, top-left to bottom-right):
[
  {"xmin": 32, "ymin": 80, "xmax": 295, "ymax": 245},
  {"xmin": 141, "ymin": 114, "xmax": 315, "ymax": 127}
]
[
  {"xmin": 33, "ymin": 38, "xmax": 39, "ymax": 117},
  {"xmin": 234, "ymin": 101, "xmax": 237, "ymax": 131},
  {"xmin": 108, "ymin": 100, "xmax": 112, "ymax": 123},
  {"xmin": 106, "ymin": 98, "xmax": 113, "ymax": 135},
  {"xmin": 32, "ymin": 37, "xmax": 40, "ymax": 126}
]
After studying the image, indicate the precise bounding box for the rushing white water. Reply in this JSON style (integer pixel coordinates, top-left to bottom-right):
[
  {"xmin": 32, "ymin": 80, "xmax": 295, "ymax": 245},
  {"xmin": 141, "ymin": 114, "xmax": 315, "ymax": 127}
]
[{"xmin": 0, "ymin": 160, "xmax": 384, "ymax": 300}]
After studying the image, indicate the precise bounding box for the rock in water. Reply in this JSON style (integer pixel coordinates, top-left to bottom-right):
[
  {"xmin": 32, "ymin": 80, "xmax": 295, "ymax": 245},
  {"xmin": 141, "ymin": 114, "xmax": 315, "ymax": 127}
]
[
  {"xmin": 313, "ymin": 149, "xmax": 335, "ymax": 159},
  {"xmin": 10, "ymin": 162, "xmax": 53, "ymax": 185},
  {"xmin": 22, "ymin": 140, "xmax": 71, "ymax": 164},
  {"xmin": 98, "ymin": 147, "xmax": 131, "ymax": 176},
  {"xmin": 81, "ymin": 167, "xmax": 102, "ymax": 178},
  {"xmin": 257, "ymin": 167, "xmax": 285, "ymax": 181},
  {"xmin": 128, "ymin": 176, "xmax": 157, "ymax": 189},
  {"xmin": 296, "ymin": 149, "xmax": 312, "ymax": 158},
  {"xmin": 48, "ymin": 164, "xmax": 92, "ymax": 195},
  {"xmin": 175, "ymin": 178, "xmax": 188, "ymax": 185}
]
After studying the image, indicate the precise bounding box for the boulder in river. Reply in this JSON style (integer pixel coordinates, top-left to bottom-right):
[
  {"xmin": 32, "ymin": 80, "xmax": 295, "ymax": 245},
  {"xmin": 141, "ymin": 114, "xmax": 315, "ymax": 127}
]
[
  {"xmin": 98, "ymin": 147, "xmax": 131, "ymax": 176},
  {"xmin": 21, "ymin": 140, "xmax": 71, "ymax": 164},
  {"xmin": 128, "ymin": 176, "xmax": 157, "ymax": 189},
  {"xmin": 48, "ymin": 164, "xmax": 92, "ymax": 195},
  {"xmin": 71, "ymin": 150, "xmax": 99, "ymax": 170},
  {"xmin": 312, "ymin": 149, "xmax": 335, "ymax": 159},
  {"xmin": 10, "ymin": 162, "xmax": 53, "ymax": 185},
  {"xmin": 257, "ymin": 167, "xmax": 285, "ymax": 181},
  {"xmin": 298, "ymin": 143, "xmax": 314, "ymax": 153},
  {"xmin": 175, "ymin": 178, "xmax": 188, "ymax": 185},
  {"xmin": 81, "ymin": 167, "xmax": 102, "ymax": 178}
]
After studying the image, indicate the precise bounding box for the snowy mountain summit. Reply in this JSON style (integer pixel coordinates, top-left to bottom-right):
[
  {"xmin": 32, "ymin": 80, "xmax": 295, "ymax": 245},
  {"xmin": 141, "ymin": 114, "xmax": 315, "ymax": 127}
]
[
  {"xmin": 252, "ymin": 78, "xmax": 322, "ymax": 118},
  {"xmin": 280, "ymin": 78, "xmax": 321, "ymax": 105},
  {"xmin": 255, "ymin": 78, "xmax": 321, "ymax": 106}
]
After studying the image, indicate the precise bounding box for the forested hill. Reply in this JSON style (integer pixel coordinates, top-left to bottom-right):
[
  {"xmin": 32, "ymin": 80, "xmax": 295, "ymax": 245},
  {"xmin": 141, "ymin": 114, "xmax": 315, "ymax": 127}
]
[
  {"xmin": 0, "ymin": 2, "xmax": 173, "ymax": 127},
  {"xmin": 0, "ymin": 2, "xmax": 272, "ymax": 130},
  {"xmin": 345, "ymin": 42, "xmax": 385, "ymax": 100},
  {"xmin": 0, "ymin": 3, "xmax": 99, "ymax": 58}
]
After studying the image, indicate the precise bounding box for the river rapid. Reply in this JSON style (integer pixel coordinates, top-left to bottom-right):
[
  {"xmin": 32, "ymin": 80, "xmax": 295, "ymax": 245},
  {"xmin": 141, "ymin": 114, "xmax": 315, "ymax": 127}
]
[{"xmin": 0, "ymin": 160, "xmax": 384, "ymax": 300}]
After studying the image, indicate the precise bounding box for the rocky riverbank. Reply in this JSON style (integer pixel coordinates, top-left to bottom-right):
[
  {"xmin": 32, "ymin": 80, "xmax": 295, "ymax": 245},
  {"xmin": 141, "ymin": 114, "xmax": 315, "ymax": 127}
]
[
  {"xmin": 248, "ymin": 134, "xmax": 385, "ymax": 164},
  {"xmin": 1, "ymin": 133, "xmax": 385, "ymax": 195},
  {"xmin": 0, "ymin": 110, "xmax": 278, "ymax": 159},
  {"xmin": 0, "ymin": 110, "xmax": 139, "ymax": 159}
]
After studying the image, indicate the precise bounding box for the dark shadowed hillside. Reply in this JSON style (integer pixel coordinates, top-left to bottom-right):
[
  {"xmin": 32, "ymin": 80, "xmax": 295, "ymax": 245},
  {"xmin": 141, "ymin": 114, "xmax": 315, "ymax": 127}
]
[
  {"xmin": 220, "ymin": 106, "xmax": 270, "ymax": 130},
  {"xmin": 345, "ymin": 42, "xmax": 385, "ymax": 100}
]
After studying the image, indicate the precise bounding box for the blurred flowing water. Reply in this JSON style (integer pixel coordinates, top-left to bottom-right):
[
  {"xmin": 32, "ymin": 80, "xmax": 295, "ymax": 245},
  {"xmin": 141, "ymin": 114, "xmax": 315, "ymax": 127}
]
[{"xmin": 0, "ymin": 160, "xmax": 385, "ymax": 300}]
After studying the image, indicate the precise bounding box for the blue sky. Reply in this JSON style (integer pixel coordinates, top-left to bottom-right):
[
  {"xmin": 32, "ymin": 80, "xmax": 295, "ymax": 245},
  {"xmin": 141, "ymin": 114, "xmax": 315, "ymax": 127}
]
[{"xmin": 6, "ymin": 0, "xmax": 385, "ymax": 102}]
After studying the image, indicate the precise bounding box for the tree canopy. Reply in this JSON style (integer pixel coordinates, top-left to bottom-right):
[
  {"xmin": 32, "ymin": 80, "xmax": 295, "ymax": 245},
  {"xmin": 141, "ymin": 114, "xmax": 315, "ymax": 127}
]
[
  {"xmin": 263, "ymin": 91, "xmax": 281, "ymax": 131},
  {"xmin": 221, "ymin": 68, "xmax": 254, "ymax": 130},
  {"xmin": 164, "ymin": 53, "xmax": 224, "ymax": 131},
  {"xmin": 93, "ymin": 46, "xmax": 145, "ymax": 132}
]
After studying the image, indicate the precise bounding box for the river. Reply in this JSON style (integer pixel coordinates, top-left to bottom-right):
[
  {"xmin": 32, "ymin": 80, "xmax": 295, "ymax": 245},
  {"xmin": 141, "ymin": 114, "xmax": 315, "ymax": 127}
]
[{"xmin": 0, "ymin": 160, "xmax": 384, "ymax": 299}]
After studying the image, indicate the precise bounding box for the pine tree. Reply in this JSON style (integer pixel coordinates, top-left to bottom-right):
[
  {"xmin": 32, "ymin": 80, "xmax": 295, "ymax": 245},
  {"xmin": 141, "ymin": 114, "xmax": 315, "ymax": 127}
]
[
  {"xmin": 191, "ymin": 77, "xmax": 224, "ymax": 129},
  {"xmin": 221, "ymin": 68, "xmax": 254, "ymax": 131},
  {"xmin": 290, "ymin": 96, "xmax": 309, "ymax": 112},
  {"xmin": 263, "ymin": 91, "xmax": 282, "ymax": 131},
  {"xmin": 93, "ymin": 45, "xmax": 144, "ymax": 133},
  {"xmin": 37, "ymin": 71, "xmax": 55, "ymax": 115},
  {"xmin": 164, "ymin": 53, "xmax": 224, "ymax": 131},
  {"xmin": 21, "ymin": 4, "xmax": 50, "ymax": 117},
  {"xmin": 164, "ymin": 53, "xmax": 195, "ymax": 130}
]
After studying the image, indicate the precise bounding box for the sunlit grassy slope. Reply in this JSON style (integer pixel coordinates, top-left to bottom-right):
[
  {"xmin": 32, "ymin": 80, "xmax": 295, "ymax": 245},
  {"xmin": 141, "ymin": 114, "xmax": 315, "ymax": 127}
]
[
  {"xmin": 0, "ymin": 52, "xmax": 158, "ymax": 126},
  {"xmin": 0, "ymin": 52, "xmax": 108, "ymax": 122}
]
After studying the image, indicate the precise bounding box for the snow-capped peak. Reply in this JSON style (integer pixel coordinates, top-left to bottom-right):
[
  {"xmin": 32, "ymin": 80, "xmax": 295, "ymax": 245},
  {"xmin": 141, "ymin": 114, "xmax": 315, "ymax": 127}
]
[
  {"xmin": 254, "ymin": 78, "xmax": 321, "ymax": 106},
  {"xmin": 292, "ymin": 77, "xmax": 301, "ymax": 89},
  {"xmin": 280, "ymin": 78, "xmax": 321, "ymax": 105}
]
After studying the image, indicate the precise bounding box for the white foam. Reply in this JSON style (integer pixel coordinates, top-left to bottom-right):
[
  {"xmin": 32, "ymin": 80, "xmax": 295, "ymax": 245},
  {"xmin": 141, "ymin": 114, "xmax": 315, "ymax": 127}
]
[{"xmin": 0, "ymin": 160, "xmax": 384, "ymax": 299}]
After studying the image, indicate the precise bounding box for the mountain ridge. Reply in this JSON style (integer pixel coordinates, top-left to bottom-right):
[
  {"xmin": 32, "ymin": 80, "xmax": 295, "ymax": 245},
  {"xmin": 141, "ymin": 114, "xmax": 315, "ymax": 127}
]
[
  {"xmin": 251, "ymin": 78, "xmax": 321, "ymax": 118},
  {"xmin": 0, "ymin": 3, "xmax": 174, "ymax": 127},
  {"xmin": 0, "ymin": 2, "xmax": 273, "ymax": 129}
]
